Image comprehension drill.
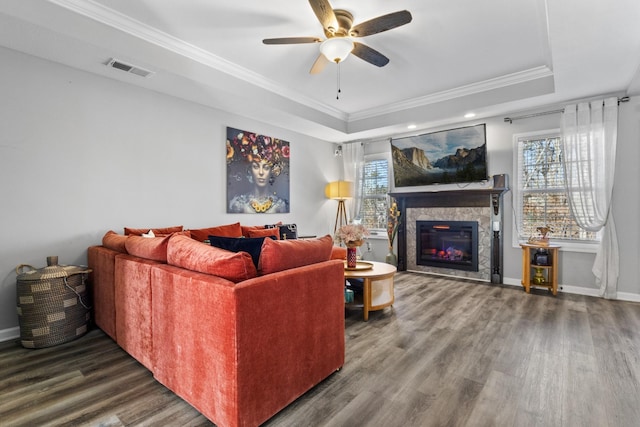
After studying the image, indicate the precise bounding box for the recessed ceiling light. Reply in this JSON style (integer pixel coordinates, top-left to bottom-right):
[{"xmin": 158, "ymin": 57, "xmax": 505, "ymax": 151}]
[
  {"xmin": 407, "ymin": 124, "xmax": 417, "ymax": 129},
  {"xmin": 464, "ymin": 113, "xmax": 476, "ymax": 119}
]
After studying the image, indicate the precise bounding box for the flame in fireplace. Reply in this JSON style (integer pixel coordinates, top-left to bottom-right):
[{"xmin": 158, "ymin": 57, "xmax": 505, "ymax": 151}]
[{"xmin": 433, "ymin": 225, "xmax": 450, "ymax": 230}]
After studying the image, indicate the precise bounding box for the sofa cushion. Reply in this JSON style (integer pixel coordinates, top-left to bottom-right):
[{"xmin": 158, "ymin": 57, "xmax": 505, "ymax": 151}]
[
  {"xmin": 247, "ymin": 227, "xmax": 281, "ymax": 239},
  {"xmin": 258, "ymin": 234, "xmax": 333, "ymax": 275},
  {"xmin": 189, "ymin": 222, "xmax": 242, "ymax": 242},
  {"xmin": 102, "ymin": 230, "xmax": 128, "ymax": 253},
  {"xmin": 124, "ymin": 234, "xmax": 172, "ymax": 262},
  {"xmin": 124, "ymin": 225, "xmax": 184, "ymax": 236},
  {"xmin": 167, "ymin": 234, "xmax": 257, "ymax": 283},
  {"xmin": 209, "ymin": 235, "xmax": 276, "ymax": 268}
]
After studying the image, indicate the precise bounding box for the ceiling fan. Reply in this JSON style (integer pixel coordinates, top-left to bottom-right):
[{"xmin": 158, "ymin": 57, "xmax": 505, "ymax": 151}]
[{"xmin": 263, "ymin": 0, "xmax": 412, "ymax": 74}]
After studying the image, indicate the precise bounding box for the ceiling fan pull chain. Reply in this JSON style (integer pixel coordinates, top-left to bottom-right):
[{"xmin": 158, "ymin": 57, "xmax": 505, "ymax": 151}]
[{"xmin": 336, "ymin": 62, "xmax": 342, "ymax": 100}]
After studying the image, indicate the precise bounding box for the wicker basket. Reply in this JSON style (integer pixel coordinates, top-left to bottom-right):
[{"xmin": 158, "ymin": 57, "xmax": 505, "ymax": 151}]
[{"xmin": 15, "ymin": 257, "xmax": 92, "ymax": 349}]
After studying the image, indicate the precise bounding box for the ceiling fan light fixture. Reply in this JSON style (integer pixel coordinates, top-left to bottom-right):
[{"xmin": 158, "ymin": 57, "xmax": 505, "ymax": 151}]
[{"xmin": 320, "ymin": 37, "xmax": 354, "ymax": 63}]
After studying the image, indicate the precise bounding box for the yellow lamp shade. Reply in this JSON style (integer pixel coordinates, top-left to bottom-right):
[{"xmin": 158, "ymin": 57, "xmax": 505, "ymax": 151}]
[{"xmin": 325, "ymin": 181, "xmax": 352, "ymax": 200}]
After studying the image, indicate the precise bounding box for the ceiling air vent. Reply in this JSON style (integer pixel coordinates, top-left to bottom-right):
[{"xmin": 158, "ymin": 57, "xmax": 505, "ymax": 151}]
[{"xmin": 106, "ymin": 58, "xmax": 154, "ymax": 78}]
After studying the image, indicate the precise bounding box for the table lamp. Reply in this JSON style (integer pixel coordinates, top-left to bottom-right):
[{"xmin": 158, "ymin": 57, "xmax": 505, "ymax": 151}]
[{"xmin": 325, "ymin": 181, "xmax": 352, "ymax": 235}]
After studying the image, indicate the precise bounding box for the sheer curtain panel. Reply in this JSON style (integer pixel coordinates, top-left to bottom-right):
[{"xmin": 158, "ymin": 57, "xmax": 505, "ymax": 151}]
[
  {"xmin": 561, "ymin": 97, "xmax": 619, "ymax": 298},
  {"xmin": 342, "ymin": 142, "xmax": 364, "ymax": 223}
]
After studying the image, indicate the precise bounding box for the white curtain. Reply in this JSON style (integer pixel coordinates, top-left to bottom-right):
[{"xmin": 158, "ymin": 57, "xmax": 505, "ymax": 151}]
[
  {"xmin": 561, "ymin": 97, "xmax": 619, "ymax": 298},
  {"xmin": 342, "ymin": 142, "xmax": 364, "ymax": 223}
]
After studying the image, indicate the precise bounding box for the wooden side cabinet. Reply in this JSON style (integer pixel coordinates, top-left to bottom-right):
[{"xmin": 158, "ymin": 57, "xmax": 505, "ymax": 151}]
[{"xmin": 520, "ymin": 243, "xmax": 560, "ymax": 296}]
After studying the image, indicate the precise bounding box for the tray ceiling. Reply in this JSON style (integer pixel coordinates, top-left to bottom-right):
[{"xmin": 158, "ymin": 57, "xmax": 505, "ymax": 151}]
[{"xmin": 1, "ymin": 0, "xmax": 639, "ymax": 142}]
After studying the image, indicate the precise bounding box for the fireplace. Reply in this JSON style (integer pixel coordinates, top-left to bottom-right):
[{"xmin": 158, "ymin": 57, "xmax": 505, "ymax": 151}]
[
  {"xmin": 417, "ymin": 221, "xmax": 478, "ymax": 272},
  {"xmin": 390, "ymin": 180, "xmax": 508, "ymax": 283}
]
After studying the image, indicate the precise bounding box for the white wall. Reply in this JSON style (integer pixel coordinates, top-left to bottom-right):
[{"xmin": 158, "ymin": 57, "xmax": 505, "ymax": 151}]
[{"xmin": 0, "ymin": 47, "xmax": 341, "ymax": 335}]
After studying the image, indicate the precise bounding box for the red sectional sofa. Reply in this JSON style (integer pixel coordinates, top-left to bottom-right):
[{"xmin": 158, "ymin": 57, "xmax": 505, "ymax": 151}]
[{"xmin": 87, "ymin": 224, "xmax": 347, "ymax": 427}]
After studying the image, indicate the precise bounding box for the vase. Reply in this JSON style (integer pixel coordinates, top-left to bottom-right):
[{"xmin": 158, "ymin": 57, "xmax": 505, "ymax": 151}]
[
  {"xmin": 346, "ymin": 239, "xmax": 363, "ymax": 248},
  {"xmin": 533, "ymin": 267, "xmax": 546, "ymax": 285},
  {"xmin": 347, "ymin": 247, "xmax": 358, "ymax": 268},
  {"xmin": 385, "ymin": 249, "xmax": 397, "ymax": 266}
]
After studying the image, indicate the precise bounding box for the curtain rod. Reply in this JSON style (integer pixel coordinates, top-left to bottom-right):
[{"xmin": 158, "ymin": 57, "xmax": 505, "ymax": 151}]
[{"xmin": 504, "ymin": 96, "xmax": 629, "ymax": 124}]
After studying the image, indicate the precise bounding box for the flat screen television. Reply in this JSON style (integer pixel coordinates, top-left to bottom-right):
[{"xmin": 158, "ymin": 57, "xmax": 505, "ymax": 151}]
[{"xmin": 390, "ymin": 123, "xmax": 488, "ymax": 187}]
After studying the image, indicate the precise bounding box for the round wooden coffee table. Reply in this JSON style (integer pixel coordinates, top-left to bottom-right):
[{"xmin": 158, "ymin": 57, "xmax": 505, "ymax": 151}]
[{"xmin": 344, "ymin": 261, "xmax": 396, "ymax": 321}]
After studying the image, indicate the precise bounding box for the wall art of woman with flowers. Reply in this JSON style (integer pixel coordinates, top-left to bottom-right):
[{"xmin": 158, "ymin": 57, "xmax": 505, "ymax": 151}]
[{"xmin": 226, "ymin": 127, "xmax": 290, "ymax": 213}]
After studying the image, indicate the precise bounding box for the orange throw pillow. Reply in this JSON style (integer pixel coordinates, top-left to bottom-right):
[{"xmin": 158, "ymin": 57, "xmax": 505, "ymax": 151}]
[
  {"xmin": 102, "ymin": 230, "xmax": 128, "ymax": 253},
  {"xmin": 167, "ymin": 234, "xmax": 257, "ymax": 283},
  {"xmin": 247, "ymin": 227, "xmax": 280, "ymax": 239},
  {"xmin": 189, "ymin": 222, "xmax": 243, "ymax": 242},
  {"xmin": 124, "ymin": 235, "xmax": 173, "ymax": 262},
  {"xmin": 124, "ymin": 225, "xmax": 184, "ymax": 236},
  {"xmin": 241, "ymin": 225, "xmax": 265, "ymax": 237},
  {"xmin": 258, "ymin": 235, "xmax": 333, "ymax": 275}
]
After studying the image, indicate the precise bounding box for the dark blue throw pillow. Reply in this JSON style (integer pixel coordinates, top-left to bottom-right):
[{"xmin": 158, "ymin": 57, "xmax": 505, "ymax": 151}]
[{"xmin": 208, "ymin": 235, "xmax": 276, "ymax": 268}]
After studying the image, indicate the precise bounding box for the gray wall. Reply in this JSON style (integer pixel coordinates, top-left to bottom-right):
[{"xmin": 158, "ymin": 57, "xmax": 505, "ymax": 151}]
[{"xmin": 0, "ymin": 46, "xmax": 341, "ymax": 337}]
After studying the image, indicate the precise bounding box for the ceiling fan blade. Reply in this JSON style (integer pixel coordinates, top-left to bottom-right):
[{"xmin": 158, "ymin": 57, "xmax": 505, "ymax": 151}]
[
  {"xmin": 350, "ymin": 10, "xmax": 412, "ymax": 37},
  {"xmin": 308, "ymin": 0, "xmax": 339, "ymax": 33},
  {"xmin": 263, "ymin": 37, "xmax": 322, "ymax": 45},
  {"xmin": 352, "ymin": 42, "xmax": 389, "ymax": 67},
  {"xmin": 310, "ymin": 54, "xmax": 329, "ymax": 74}
]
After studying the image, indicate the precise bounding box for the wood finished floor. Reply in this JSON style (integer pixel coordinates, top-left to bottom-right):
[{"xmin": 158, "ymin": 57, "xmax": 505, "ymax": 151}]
[{"xmin": 2, "ymin": 272, "xmax": 640, "ymax": 427}]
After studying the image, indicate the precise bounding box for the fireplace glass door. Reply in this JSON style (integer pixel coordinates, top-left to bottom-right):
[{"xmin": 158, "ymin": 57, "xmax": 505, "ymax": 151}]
[{"xmin": 416, "ymin": 221, "xmax": 479, "ymax": 271}]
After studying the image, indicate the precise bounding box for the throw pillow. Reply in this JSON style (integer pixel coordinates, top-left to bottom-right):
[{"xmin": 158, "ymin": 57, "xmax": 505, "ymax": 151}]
[
  {"xmin": 258, "ymin": 234, "xmax": 333, "ymax": 275},
  {"xmin": 247, "ymin": 227, "xmax": 280, "ymax": 239},
  {"xmin": 208, "ymin": 235, "xmax": 276, "ymax": 268},
  {"xmin": 102, "ymin": 230, "xmax": 128, "ymax": 253},
  {"xmin": 189, "ymin": 222, "xmax": 242, "ymax": 242},
  {"xmin": 124, "ymin": 234, "xmax": 173, "ymax": 262},
  {"xmin": 124, "ymin": 225, "xmax": 184, "ymax": 236},
  {"xmin": 241, "ymin": 224, "xmax": 265, "ymax": 237},
  {"xmin": 167, "ymin": 234, "xmax": 257, "ymax": 283},
  {"xmin": 265, "ymin": 223, "xmax": 298, "ymax": 239}
]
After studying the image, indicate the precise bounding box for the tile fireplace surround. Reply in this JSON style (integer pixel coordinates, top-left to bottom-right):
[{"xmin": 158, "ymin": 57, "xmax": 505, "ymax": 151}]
[{"xmin": 390, "ymin": 183, "xmax": 508, "ymax": 284}]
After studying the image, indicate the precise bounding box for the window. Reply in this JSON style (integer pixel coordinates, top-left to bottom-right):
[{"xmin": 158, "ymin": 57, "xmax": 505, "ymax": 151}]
[
  {"xmin": 513, "ymin": 130, "xmax": 598, "ymax": 250},
  {"xmin": 361, "ymin": 156, "xmax": 389, "ymax": 232}
]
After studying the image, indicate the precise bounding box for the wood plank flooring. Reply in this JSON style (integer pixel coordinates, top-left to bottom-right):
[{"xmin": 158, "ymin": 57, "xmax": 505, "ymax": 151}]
[{"xmin": 2, "ymin": 272, "xmax": 640, "ymax": 426}]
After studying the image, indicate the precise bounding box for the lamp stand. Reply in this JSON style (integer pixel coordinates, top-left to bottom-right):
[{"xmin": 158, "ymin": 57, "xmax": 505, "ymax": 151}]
[{"xmin": 334, "ymin": 199, "xmax": 348, "ymax": 235}]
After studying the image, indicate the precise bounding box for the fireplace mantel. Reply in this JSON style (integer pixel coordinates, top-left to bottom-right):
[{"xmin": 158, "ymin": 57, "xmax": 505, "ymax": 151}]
[
  {"xmin": 390, "ymin": 185, "xmax": 508, "ymax": 283},
  {"xmin": 390, "ymin": 187, "xmax": 507, "ymax": 212}
]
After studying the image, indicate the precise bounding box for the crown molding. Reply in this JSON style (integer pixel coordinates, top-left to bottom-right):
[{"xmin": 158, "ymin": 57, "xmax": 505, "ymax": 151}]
[
  {"xmin": 45, "ymin": 0, "xmax": 553, "ymax": 129},
  {"xmin": 47, "ymin": 0, "xmax": 348, "ymax": 121},
  {"xmin": 348, "ymin": 66, "xmax": 554, "ymax": 121}
]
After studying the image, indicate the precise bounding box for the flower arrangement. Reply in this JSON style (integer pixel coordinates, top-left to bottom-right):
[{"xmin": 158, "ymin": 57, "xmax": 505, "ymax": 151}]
[
  {"xmin": 226, "ymin": 129, "xmax": 290, "ymax": 177},
  {"xmin": 335, "ymin": 224, "xmax": 369, "ymax": 247},
  {"xmin": 387, "ymin": 199, "xmax": 401, "ymax": 251}
]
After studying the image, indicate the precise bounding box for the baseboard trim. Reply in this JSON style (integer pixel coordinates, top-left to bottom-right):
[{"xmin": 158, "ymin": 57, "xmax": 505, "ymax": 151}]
[
  {"xmin": 559, "ymin": 284, "xmax": 601, "ymax": 298},
  {"xmin": 615, "ymin": 292, "xmax": 640, "ymax": 303},
  {"xmin": 503, "ymin": 276, "xmax": 640, "ymax": 301},
  {"xmin": 0, "ymin": 327, "xmax": 20, "ymax": 343}
]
